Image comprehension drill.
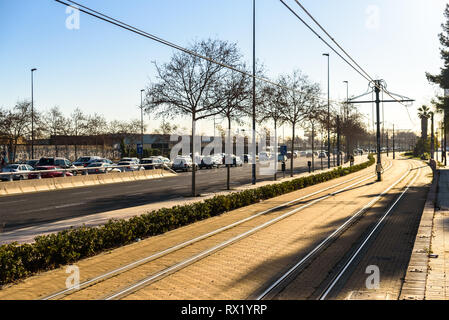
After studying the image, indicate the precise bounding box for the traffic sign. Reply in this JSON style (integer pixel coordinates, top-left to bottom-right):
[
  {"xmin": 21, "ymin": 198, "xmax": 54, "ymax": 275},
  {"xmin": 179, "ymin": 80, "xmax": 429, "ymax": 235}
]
[
  {"xmin": 137, "ymin": 144, "xmax": 143, "ymax": 155},
  {"xmin": 280, "ymin": 145, "xmax": 288, "ymax": 156}
]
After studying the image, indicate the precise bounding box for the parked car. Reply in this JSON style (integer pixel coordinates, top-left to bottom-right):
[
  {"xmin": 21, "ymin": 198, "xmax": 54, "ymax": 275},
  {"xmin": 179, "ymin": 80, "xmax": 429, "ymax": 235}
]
[
  {"xmin": 37, "ymin": 157, "xmax": 78, "ymax": 174},
  {"xmin": 172, "ymin": 156, "xmax": 194, "ymax": 172},
  {"xmin": 73, "ymin": 156, "xmax": 102, "ymax": 167},
  {"xmin": 243, "ymin": 154, "xmax": 253, "ymax": 163},
  {"xmin": 258, "ymin": 152, "xmax": 271, "ymax": 162},
  {"xmin": 88, "ymin": 158, "xmax": 113, "ymax": 166},
  {"xmin": 225, "ymin": 154, "xmax": 243, "ymax": 167},
  {"xmin": 318, "ymin": 151, "xmax": 328, "ymax": 159},
  {"xmin": 278, "ymin": 154, "xmax": 287, "ymax": 162},
  {"xmin": 157, "ymin": 156, "xmax": 172, "ymax": 167},
  {"xmin": 199, "ymin": 155, "xmax": 218, "ymax": 169},
  {"xmin": 86, "ymin": 162, "xmax": 121, "ymax": 174},
  {"xmin": 29, "ymin": 166, "xmax": 74, "ymax": 179},
  {"xmin": 1, "ymin": 164, "xmax": 35, "ymax": 181},
  {"xmin": 141, "ymin": 157, "xmax": 163, "ymax": 170},
  {"xmin": 116, "ymin": 161, "xmax": 144, "ymax": 172},
  {"xmin": 26, "ymin": 159, "xmax": 39, "ymax": 168},
  {"xmin": 120, "ymin": 157, "xmax": 140, "ymax": 164}
]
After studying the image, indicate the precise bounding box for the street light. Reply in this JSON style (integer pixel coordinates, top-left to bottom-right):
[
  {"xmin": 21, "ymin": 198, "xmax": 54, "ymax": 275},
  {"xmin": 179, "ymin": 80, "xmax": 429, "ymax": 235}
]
[
  {"xmin": 323, "ymin": 53, "xmax": 330, "ymax": 169},
  {"xmin": 343, "ymin": 81, "xmax": 349, "ymax": 120},
  {"xmin": 140, "ymin": 89, "xmax": 145, "ymax": 159},
  {"xmin": 343, "ymin": 80, "xmax": 349, "ymax": 162},
  {"xmin": 31, "ymin": 68, "xmax": 37, "ymax": 159},
  {"xmin": 252, "ymin": 0, "xmax": 256, "ymax": 185}
]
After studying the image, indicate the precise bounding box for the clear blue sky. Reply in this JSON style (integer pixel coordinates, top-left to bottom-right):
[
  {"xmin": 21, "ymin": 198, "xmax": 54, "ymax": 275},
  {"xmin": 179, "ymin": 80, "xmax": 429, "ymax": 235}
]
[{"xmin": 0, "ymin": 0, "xmax": 447, "ymax": 136}]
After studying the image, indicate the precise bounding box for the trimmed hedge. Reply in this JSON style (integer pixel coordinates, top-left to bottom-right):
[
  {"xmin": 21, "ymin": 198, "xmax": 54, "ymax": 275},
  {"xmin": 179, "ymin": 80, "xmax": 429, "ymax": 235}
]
[{"xmin": 0, "ymin": 155, "xmax": 375, "ymax": 286}]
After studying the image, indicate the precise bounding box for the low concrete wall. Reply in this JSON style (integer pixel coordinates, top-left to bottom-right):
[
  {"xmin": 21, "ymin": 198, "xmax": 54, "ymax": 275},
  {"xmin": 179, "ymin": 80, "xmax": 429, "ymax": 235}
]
[{"xmin": 0, "ymin": 169, "xmax": 175, "ymax": 196}]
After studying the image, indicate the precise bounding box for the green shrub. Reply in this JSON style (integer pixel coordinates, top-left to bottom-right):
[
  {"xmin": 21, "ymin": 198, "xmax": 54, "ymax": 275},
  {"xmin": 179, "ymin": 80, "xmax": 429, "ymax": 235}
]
[{"xmin": 0, "ymin": 155, "xmax": 374, "ymax": 286}]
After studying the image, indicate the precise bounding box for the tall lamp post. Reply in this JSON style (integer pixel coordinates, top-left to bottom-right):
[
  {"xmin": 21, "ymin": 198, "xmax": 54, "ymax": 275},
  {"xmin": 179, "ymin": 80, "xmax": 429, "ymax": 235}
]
[
  {"xmin": 140, "ymin": 89, "xmax": 145, "ymax": 159},
  {"xmin": 323, "ymin": 53, "xmax": 330, "ymax": 169},
  {"xmin": 31, "ymin": 68, "xmax": 37, "ymax": 159},
  {"xmin": 343, "ymin": 80, "xmax": 349, "ymax": 162},
  {"xmin": 252, "ymin": 0, "xmax": 256, "ymax": 185}
]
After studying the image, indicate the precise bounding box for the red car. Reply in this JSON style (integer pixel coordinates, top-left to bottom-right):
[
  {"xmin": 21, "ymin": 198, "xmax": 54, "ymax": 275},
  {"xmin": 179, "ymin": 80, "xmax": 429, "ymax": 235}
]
[{"xmin": 29, "ymin": 166, "xmax": 74, "ymax": 179}]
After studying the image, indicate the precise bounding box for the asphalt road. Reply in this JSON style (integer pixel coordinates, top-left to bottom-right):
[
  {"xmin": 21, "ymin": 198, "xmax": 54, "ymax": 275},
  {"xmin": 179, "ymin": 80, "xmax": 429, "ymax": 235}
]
[{"xmin": 0, "ymin": 157, "xmax": 342, "ymax": 232}]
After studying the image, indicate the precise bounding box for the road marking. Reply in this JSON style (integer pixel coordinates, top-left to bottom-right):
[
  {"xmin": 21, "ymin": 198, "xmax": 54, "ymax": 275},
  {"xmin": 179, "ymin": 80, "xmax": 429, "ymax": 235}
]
[
  {"xmin": 0, "ymin": 199, "xmax": 27, "ymax": 205},
  {"xmin": 54, "ymin": 202, "xmax": 87, "ymax": 209}
]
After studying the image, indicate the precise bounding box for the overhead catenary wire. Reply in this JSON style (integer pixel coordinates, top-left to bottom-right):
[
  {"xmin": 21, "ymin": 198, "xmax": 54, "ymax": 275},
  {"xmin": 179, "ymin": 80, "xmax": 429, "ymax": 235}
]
[
  {"xmin": 55, "ymin": 0, "xmax": 344, "ymax": 105},
  {"xmin": 278, "ymin": 0, "xmax": 371, "ymax": 84},
  {"xmin": 287, "ymin": 0, "xmax": 415, "ymax": 113}
]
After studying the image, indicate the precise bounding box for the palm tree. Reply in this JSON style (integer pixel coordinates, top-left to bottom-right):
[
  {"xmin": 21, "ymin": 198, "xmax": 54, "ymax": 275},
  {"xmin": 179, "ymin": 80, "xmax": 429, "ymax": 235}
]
[{"xmin": 418, "ymin": 105, "xmax": 431, "ymax": 140}]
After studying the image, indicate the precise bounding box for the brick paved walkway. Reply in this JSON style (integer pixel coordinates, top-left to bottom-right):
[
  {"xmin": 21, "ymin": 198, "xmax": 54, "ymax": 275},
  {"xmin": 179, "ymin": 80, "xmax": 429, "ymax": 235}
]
[{"xmin": 426, "ymin": 169, "xmax": 449, "ymax": 299}]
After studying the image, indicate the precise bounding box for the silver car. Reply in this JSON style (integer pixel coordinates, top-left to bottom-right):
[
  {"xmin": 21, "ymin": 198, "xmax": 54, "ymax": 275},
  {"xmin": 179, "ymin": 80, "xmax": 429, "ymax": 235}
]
[{"xmin": 1, "ymin": 164, "xmax": 34, "ymax": 181}]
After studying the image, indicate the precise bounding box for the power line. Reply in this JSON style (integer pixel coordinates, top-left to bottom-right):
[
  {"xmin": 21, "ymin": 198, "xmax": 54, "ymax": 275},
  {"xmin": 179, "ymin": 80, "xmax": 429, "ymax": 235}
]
[
  {"xmin": 278, "ymin": 0, "xmax": 371, "ymax": 83},
  {"xmin": 55, "ymin": 0, "xmax": 339, "ymax": 104},
  {"xmin": 292, "ymin": 0, "xmax": 373, "ymax": 82},
  {"xmin": 286, "ymin": 0, "xmax": 414, "ymax": 111}
]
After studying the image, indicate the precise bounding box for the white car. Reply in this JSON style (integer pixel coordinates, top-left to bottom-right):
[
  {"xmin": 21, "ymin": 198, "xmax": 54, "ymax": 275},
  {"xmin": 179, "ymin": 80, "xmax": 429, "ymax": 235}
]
[
  {"xmin": 117, "ymin": 161, "xmax": 144, "ymax": 172},
  {"xmin": 172, "ymin": 156, "xmax": 194, "ymax": 172},
  {"xmin": 258, "ymin": 152, "xmax": 271, "ymax": 162},
  {"xmin": 1, "ymin": 164, "xmax": 35, "ymax": 181}
]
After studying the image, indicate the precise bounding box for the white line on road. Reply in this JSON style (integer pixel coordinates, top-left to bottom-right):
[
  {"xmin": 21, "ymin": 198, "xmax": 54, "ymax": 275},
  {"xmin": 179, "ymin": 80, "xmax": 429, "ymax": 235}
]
[{"xmin": 54, "ymin": 202, "xmax": 87, "ymax": 209}]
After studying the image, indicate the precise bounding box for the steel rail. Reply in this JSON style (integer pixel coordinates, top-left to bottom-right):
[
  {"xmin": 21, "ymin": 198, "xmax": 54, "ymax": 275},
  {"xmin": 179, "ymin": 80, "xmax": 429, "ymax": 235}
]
[
  {"xmin": 256, "ymin": 160, "xmax": 413, "ymax": 300},
  {"xmin": 318, "ymin": 161, "xmax": 421, "ymax": 300},
  {"xmin": 102, "ymin": 160, "xmax": 392, "ymax": 300},
  {"xmin": 42, "ymin": 158, "xmax": 385, "ymax": 300}
]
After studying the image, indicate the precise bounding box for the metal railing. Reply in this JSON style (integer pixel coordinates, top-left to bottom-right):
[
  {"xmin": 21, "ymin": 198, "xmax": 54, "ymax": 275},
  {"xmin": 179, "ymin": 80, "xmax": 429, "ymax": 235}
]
[{"xmin": 0, "ymin": 163, "xmax": 176, "ymax": 182}]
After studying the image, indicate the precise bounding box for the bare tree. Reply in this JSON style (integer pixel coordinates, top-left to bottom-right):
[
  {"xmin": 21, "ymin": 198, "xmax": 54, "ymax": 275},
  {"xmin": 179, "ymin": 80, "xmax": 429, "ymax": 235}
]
[
  {"xmin": 259, "ymin": 84, "xmax": 286, "ymax": 180},
  {"xmin": 1, "ymin": 101, "xmax": 37, "ymax": 162},
  {"xmin": 145, "ymin": 38, "xmax": 241, "ymax": 196},
  {"xmin": 45, "ymin": 106, "xmax": 66, "ymax": 157},
  {"xmin": 70, "ymin": 108, "xmax": 87, "ymax": 160},
  {"xmin": 86, "ymin": 113, "xmax": 108, "ymax": 155},
  {"xmin": 153, "ymin": 119, "xmax": 179, "ymax": 135},
  {"xmin": 218, "ymin": 62, "xmax": 252, "ymax": 190},
  {"xmin": 278, "ymin": 71, "xmax": 321, "ymax": 177}
]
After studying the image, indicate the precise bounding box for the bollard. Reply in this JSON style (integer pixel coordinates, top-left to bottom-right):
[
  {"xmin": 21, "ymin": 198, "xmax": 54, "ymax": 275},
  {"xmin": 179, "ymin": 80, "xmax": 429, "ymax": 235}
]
[
  {"xmin": 308, "ymin": 161, "xmax": 312, "ymax": 173},
  {"xmin": 282, "ymin": 161, "xmax": 286, "ymax": 178}
]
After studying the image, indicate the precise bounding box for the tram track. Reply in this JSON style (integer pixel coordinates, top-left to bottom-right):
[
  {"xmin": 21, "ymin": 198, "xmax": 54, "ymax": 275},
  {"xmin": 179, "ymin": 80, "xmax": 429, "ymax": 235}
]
[
  {"xmin": 40, "ymin": 159, "xmax": 391, "ymax": 300},
  {"xmin": 257, "ymin": 160, "xmax": 422, "ymax": 301}
]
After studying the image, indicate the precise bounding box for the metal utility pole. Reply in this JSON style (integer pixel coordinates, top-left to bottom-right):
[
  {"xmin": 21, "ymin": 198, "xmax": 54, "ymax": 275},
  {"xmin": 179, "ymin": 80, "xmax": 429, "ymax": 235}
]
[
  {"xmin": 337, "ymin": 115, "xmax": 341, "ymax": 166},
  {"xmin": 347, "ymin": 80, "xmax": 414, "ymax": 182},
  {"xmin": 445, "ymin": 110, "xmax": 447, "ymax": 166},
  {"xmin": 140, "ymin": 89, "xmax": 145, "ymax": 160},
  {"xmin": 431, "ymin": 112, "xmax": 435, "ymax": 161},
  {"xmin": 31, "ymin": 68, "xmax": 37, "ymax": 159},
  {"xmin": 323, "ymin": 53, "xmax": 330, "ymax": 169},
  {"xmin": 312, "ymin": 122, "xmax": 315, "ymax": 172},
  {"xmin": 375, "ymin": 82, "xmax": 382, "ymax": 181},
  {"xmin": 393, "ymin": 124, "xmax": 396, "ymax": 160},
  {"xmin": 251, "ymin": 0, "xmax": 256, "ymax": 185},
  {"xmin": 320, "ymin": 131, "xmax": 323, "ymax": 170},
  {"xmin": 386, "ymin": 130, "xmax": 389, "ymax": 157},
  {"xmin": 343, "ymin": 81, "xmax": 349, "ymax": 162}
]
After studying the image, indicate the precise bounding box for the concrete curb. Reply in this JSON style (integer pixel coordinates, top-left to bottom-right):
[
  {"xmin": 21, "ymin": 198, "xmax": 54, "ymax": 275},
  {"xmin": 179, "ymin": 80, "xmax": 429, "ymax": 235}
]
[
  {"xmin": 399, "ymin": 166, "xmax": 438, "ymax": 300},
  {"xmin": 0, "ymin": 169, "xmax": 176, "ymax": 196}
]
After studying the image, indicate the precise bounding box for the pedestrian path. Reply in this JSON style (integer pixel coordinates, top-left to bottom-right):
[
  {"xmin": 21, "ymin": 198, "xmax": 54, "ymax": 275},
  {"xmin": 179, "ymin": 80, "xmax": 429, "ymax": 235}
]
[{"xmin": 426, "ymin": 169, "xmax": 449, "ymax": 299}]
